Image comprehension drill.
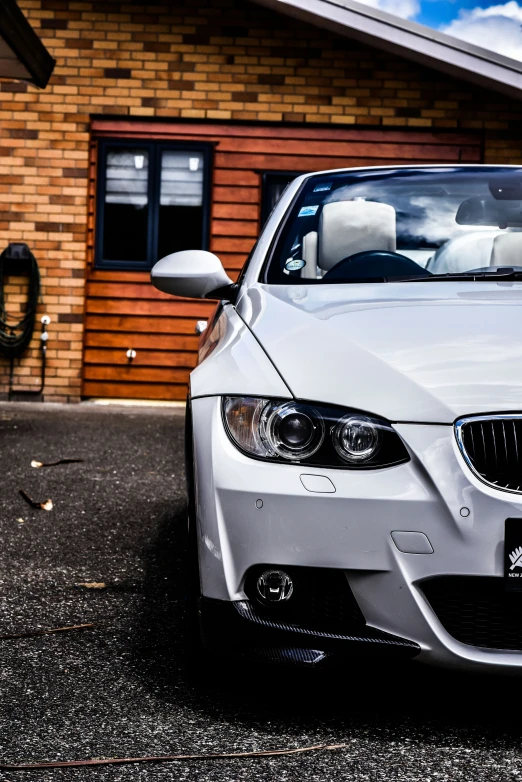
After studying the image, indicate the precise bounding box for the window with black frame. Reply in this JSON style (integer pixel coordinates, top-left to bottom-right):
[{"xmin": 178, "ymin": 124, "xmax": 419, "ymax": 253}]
[{"xmin": 95, "ymin": 140, "xmax": 212, "ymax": 269}]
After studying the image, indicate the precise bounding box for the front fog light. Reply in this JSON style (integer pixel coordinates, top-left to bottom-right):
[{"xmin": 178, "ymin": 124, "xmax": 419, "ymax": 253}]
[
  {"xmin": 256, "ymin": 569, "xmax": 294, "ymax": 603},
  {"xmin": 333, "ymin": 415, "xmax": 381, "ymax": 463}
]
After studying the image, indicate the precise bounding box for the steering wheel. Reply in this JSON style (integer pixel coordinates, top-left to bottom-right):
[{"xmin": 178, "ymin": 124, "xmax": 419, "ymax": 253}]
[{"xmin": 323, "ymin": 250, "xmax": 432, "ymax": 281}]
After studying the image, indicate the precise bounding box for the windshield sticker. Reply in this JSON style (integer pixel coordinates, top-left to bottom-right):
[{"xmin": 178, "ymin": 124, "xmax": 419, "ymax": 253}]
[
  {"xmin": 313, "ymin": 182, "xmax": 332, "ymax": 193},
  {"xmin": 298, "ymin": 205, "xmax": 319, "ymax": 217},
  {"xmin": 285, "ymin": 258, "xmax": 306, "ymax": 271}
]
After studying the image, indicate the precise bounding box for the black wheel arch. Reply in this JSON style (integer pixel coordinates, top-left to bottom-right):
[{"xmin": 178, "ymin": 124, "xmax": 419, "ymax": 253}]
[{"xmin": 184, "ymin": 394, "xmax": 196, "ymax": 527}]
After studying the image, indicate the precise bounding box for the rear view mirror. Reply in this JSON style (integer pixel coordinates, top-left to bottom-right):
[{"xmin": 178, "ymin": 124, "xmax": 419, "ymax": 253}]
[
  {"xmin": 151, "ymin": 250, "xmax": 235, "ymax": 300},
  {"xmin": 456, "ymin": 196, "xmax": 522, "ymax": 227},
  {"xmin": 489, "ymin": 176, "xmax": 522, "ymax": 200}
]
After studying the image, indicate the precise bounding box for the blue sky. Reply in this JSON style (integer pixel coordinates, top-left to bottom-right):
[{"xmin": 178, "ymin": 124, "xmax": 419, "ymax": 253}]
[
  {"xmin": 417, "ymin": 0, "xmax": 498, "ymax": 26},
  {"xmin": 357, "ymin": 0, "xmax": 522, "ymax": 60}
]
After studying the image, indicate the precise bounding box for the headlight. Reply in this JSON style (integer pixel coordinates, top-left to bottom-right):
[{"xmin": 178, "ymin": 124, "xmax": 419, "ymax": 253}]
[{"xmin": 222, "ymin": 396, "xmax": 409, "ymax": 469}]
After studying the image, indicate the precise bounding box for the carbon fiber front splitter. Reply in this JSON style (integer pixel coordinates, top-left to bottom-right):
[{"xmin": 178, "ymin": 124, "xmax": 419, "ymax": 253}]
[{"xmin": 199, "ymin": 597, "xmax": 421, "ymax": 667}]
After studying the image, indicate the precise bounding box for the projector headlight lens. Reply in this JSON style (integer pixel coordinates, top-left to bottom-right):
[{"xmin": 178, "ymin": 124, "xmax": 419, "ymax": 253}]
[
  {"xmin": 333, "ymin": 415, "xmax": 381, "ymax": 463},
  {"xmin": 263, "ymin": 401, "xmax": 324, "ymax": 460}
]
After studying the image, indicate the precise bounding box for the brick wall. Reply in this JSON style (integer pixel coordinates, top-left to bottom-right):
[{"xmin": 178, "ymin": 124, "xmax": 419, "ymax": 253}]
[{"xmin": 0, "ymin": 0, "xmax": 521, "ymax": 401}]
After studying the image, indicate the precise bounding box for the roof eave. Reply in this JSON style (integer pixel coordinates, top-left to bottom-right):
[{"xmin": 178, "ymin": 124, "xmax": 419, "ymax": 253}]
[
  {"xmin": 0, "ymin": 0, "xmax": 55, "ymax": 88},
  {"xmin": 251, "ymin": 0, "xmax": 522, "ymax": 100}
]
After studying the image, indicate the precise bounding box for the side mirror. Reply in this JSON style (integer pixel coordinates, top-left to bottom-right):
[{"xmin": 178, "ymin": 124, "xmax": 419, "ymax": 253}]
[{"xmin": 150, "ymin": 250, "xmax": 236, "ymax": 300}]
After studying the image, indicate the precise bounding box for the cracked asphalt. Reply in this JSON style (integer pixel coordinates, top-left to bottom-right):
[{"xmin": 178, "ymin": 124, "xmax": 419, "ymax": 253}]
[{"xmin": 0, "ymin": 401, "xmax": 521, "ymax": 781}]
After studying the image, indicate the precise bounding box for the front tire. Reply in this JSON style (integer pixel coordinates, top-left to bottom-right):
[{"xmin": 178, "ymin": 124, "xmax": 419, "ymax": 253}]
[{"xmin": 183, "ymin": 396, "xmax": 205, "ymax": 675}]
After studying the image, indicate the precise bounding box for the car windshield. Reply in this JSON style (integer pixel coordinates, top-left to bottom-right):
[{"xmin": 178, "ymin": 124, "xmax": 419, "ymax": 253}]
[{"xmin": 265, "ymin": 166, "xmax": 522, "ymax": 284}]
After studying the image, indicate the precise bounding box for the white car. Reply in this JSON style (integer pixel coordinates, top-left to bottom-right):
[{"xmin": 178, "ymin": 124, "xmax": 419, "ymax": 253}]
[{"xmin": 152, "ymin": 165, "xmax": 522, "ymax": 673}]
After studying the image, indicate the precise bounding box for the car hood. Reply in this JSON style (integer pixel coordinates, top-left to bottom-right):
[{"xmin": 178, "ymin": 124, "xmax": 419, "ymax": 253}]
[{"xmin": 237, "ymin": 282, "xmax": 522, "ymax": 423}]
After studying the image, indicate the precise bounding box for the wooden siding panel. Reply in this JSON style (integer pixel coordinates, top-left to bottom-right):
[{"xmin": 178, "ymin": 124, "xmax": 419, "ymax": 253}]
[
  {"xmin": 91, "ymin": 120, "xmax": 481, "ymax": 147},
  {"xmin": 213, "ymin": 186, "xmax": 259, "ymax": 203},
  {"xmin": 84, "ymin": 349, "xmax": 197, "ymax": 368},
  {"xmin": 83, "ymin": 381, "xmax": 188, "ymax": 400},
  {"xmin": 89, "ymin": 270, "xmax": 153, "ymax": 283},
  {"xmin": 214, "ymin": 169, "xmax": 259, "ymax": 186},
  {"xmin": 211, "ymin": 220, "xmax": 259, "ymax": 237},
  {"xmin": 86, "ymin": 298, "xmax": 215, "ymax": 317},
  {"xmin": 86, "ymin": 282, "xmax": 209, "ymax": 302},
  {"xmin": 85, "ymin": 314, "xmax": 207, "ymax": 334},
  {"xmin": 85, "ymin": 332, "xmax": 200, "ymax": 351},
  {"xmin": 84, "ymin": 366, "xmax": 191, "ymax": 383},
  {"xmin": 218, "ymin": 253, "xmax": 249, "ymax": 269},
  {"xmin": 215, "ymin": 153, "xmax": 473, "ymax": 170},
  {"xmin": 213, "ymin": 203, "xmax": 259, "ymax": 220},
  {"xmin": 215, "ymin": 137, "xmax": 480, "ymax": 160},
  {"xmin": 84, "ymin": 121, "xmax": 482, "ymax": 401},
  {"xmin": 210, "ymin": 237, "xmax": 256, "ymax": 254}
]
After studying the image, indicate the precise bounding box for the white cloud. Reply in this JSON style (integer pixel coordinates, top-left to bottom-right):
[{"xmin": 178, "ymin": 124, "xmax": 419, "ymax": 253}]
[
  {"xmin": 354, "ymin": 0, "xmax": 420, "ymax": 21},
  {"xmin": 441, "ymin": 1, "xmax": 522, "ymax": 61}
]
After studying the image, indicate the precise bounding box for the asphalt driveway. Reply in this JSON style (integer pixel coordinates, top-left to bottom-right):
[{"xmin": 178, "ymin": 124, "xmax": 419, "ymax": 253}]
[{"xmin": 0, "ymin": 402, "xmax": 520, "ymax": 781}]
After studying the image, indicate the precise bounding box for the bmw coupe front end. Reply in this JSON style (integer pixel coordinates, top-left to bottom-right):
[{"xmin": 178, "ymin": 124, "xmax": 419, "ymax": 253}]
[{"xmin": 152, "ymin": 165, "xmax": 522, "ymax": 673}]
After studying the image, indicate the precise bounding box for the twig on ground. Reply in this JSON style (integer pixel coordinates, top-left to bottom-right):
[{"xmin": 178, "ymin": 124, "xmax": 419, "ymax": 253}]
[
  {"xmin": 75, "ymin": 582, "xmax": 107, "ymax": 590},
  {"xmin": 31, "ymin": 458, "xmax": 84, "ymax": 469},
  {"xmin": 0, "ymin": 743, "xmax": 346, "ymax": 770},
  {"xmin": 0, "ymin": 623, "xmax": 95, "ymax": 641},
  {"xmin": 19, "ymin": 489, "xmax": 53, "ymax": 511}
]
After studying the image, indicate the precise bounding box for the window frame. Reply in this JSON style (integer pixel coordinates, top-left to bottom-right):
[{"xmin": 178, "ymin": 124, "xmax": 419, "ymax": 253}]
[{"xmin": 94, "ymin": 137, "xmax": 213, "ymax": 270}]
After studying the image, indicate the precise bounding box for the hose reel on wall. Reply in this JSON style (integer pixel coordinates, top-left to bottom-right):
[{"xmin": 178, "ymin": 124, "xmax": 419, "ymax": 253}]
[{"xmin": 0, "ymin": 243, "xmax": 48, "ymax": 399}]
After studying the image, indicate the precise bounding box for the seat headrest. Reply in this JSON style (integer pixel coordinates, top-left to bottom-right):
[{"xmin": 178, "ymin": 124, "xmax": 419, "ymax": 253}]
[
  {"xmin": 427, "ymin": 231, "xmax": 501, "ymax": 274},
  {"xmin": 491, "ymin": 232, "xmax": 522, "ymax": 267},
  {"xmin": 318, "ymin": 200, "xmax": 396, "ymax": 272}
]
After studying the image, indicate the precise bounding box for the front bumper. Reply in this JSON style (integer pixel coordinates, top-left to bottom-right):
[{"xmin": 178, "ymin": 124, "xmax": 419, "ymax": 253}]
[
  {"xmin": 191, "ymin": 396, "xmax": 522, "ymax": 672},
  {"xmin": 199, "ymin": 597, "xmax": 420, "ymax": 667}
]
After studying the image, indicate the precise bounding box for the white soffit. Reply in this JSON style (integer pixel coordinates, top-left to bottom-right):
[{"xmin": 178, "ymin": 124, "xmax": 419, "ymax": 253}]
[{"xmin": 251, "ymin": 0, "xmax": 522, "ymax": 99}]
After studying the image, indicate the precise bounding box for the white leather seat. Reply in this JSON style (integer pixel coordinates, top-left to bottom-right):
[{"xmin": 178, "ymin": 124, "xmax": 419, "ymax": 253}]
[
  {"xmin": 301, "ymin": 230, "xmax": 318, "ymax": 280},
  {"xmin": 428, "ymin": 231, "xmax": 501, "ymax": 274},
  {"xmin": 491, "ymin": 232, "xmax": 522, "ymax": 267},
  {"xmin": 302, "ymin": 200, "xmax": 396, "ymax": 279},
  {"xmin": 429, "ymin": 230, "xmax": 522, "ymax": 275}
]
